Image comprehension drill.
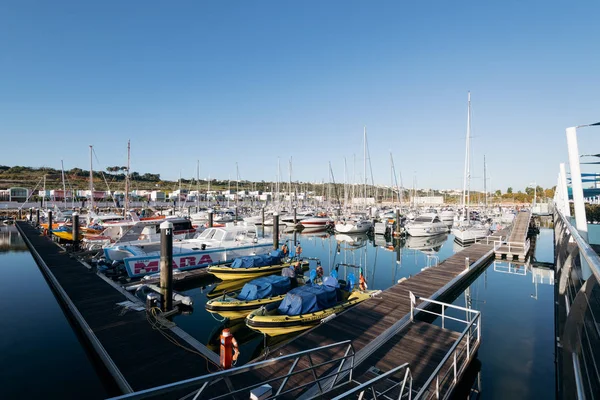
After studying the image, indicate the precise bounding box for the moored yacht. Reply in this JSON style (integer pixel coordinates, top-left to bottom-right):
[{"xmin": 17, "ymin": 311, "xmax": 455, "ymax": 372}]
[
  {"xmin": 103, "ymin": 223, "xmax": 272, "ymax": 278},
  {"xmin": 404, "ymin": 213, "xmax": 449, "ymax": 237}
]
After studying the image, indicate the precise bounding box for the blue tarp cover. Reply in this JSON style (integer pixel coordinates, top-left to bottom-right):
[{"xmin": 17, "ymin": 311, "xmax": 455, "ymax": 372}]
[
  {"xmin": 231, "ymin": 252, "xmax": 283, "ymax": 269},
  {"xmin": 278, "ymin": 285, "xmax": 337, "ymax": 316},
  {"xmin": 237, "ymin": 275, "xmax": 291, "ymax": 301}
]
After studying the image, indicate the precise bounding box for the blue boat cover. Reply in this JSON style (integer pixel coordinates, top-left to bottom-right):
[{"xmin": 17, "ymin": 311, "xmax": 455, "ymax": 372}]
[
  {"xmin": 278, "ymin": 285, "xmax": 337, "ymax": 316},
  {"xmin": 237, "ymin": 275, "xmax": 291, "ymax": 301},
  {"xmin": 346, "ymin": 273, "xmax": 356, "ymax": 291},
  {"xmin": 230, "ymin": 251, "xmax": 283, "ymax": 269}
]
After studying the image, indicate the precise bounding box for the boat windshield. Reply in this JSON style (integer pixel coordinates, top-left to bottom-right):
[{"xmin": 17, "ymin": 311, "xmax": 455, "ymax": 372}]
[{"xmin": 414, "ymin": 217, "xmax": 432, "ymax": 223}]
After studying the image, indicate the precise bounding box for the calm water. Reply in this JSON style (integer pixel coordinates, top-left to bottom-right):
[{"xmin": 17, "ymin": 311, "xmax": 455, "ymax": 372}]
[
  {"xmin": 0, "ymin": 226, "xmax": 108, "ymax": 399},
  {"xmin": 0, "ymin": 224, "xmax": 555, "ymax": 399}
]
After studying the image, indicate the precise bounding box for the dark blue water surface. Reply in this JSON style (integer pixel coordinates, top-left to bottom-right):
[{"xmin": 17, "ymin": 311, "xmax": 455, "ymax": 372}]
[
  {"xmin": 0, "ymin": 223, "xmax": 555, "ymax": 399},
  {"xmin": 0, "ymin": 226, "xmax": 108, "ymax": 399}
]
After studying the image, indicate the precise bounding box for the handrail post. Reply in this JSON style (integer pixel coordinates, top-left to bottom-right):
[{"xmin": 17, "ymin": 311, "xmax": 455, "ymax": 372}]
[
  {"xmin": 442, "ymin": 305, "xmax": 445, "ymax": 329},
  {"xmin": 466, "ymin": 330, "xmax": 471, "ymax": 361},
  {"xmin": 409, "ymin": 291, "xmax": 415, "ymax": 321},
  {"xmin": 453, "ymin": 352, "xmax": 457, "ymax": 383}
]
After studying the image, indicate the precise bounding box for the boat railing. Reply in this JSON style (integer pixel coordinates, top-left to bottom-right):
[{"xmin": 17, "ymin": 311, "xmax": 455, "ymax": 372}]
[
  {"xmin": 554, "ymin": 208, "xmax": 600, "ymax": 399},
  {"xmin": 409, "ymin": 292, "xmax": 482, "ymax": 400},
  {"xmin": 331, "ymin": 362, "xmax": 413, "ymax": 400},
  {"xmin": 107, "ymin": 340, "xmax": 357, "ymax": 400}
]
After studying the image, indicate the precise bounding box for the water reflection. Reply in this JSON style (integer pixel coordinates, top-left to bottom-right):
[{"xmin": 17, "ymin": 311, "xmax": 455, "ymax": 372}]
[{"xmin": 0, "ymin": 225, "xmax": 27, "ymax": 252}]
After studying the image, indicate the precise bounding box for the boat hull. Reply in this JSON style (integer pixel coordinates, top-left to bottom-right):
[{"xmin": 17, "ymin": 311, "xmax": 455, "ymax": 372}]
[
  {"xmin": 245, "ymin": 290, "xmax": 372, "ymax": 336},
  {"xmin": 208, "ymin": 261, "xmax": 309, "ymax": 281},
  {"xmin": 117, "ymin": 243, "xmax": 273, "ymax": 278}
]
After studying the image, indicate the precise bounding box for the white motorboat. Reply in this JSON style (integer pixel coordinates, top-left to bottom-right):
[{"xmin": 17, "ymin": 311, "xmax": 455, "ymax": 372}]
[
  {"xmin": 440, "ymin": 208, "xmax": 456, "ymax": 222},
  {"xmin": 103, "ymin": 224, "xmax": 272, "ymax": 278},
  {"xmin": 85, "ymin": 217, "xmax": 200, "ymax": 250},
  {"xmin": 451, "ymin": 222, "xmax": 490, "ymax": 245},
  {"xmin": 299, "ymin": 216, "xmax": 332, "ymax": 230},
  {"xmin": 404, "ymin": 213, "xmax": 449, "ymax": 237},
  {"xmin": 334, "ymin": 216, "xmax": 373, "ymax": 234}
]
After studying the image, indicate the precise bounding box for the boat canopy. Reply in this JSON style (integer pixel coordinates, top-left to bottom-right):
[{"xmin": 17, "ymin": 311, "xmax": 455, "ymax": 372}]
[
  {"xmin": 230, "ymin": 249, "xmax": 284, "ymax": 269},
  {"xmin": 237, "ymin": 275, "xmax": 291, "ymax": 301},
  {"xmin": 278, "ymin": 285, "xmax": 337, "ymax": 316}
]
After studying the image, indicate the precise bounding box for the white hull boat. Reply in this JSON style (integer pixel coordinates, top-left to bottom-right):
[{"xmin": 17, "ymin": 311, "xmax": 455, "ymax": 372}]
[
  {"xmin": 334, "ymin": 219, "xmax": 373, "ymax": 234},
  {"xmin": 405, "ymin": 213, "xmax": 449, "ymax": 237},
  {"xmin": 451, "ymin": 224, "xmax": 490, "ymax": 245},
  {"xmin": 103, "ymin": 224, "xmax": 272, "ymax": 278}
]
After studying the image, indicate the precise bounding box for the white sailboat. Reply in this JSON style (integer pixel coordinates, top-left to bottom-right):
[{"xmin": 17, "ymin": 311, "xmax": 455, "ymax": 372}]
[{"xmin": 452, "ymin": 92, "xmax": 490, "ymax": 245}]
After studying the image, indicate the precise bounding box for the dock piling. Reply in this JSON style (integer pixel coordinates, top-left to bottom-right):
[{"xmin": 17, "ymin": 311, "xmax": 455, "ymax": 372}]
[
  {"xmin": 29, "ymin": 208, "xmax": 33, "ymax": 223},
  {"xmin": 36, "ymin": 209, "xmax": 40, "ymax": 227},
  {"xmin": 72, "ymin": 213, "xmax": 80, "ymax": 251},
  {"xmin": 464, "ymin": 257, "xmax": 470, "ymax": 271},
  {"xmin": 18, "ymin": 209, "xmax": 22, "ymax": 220},
  {"xmin": 395, "ymin": 208, "xmax": 401, "ymax": 236},
  {"xmin": 273, "ymin": 213, "xmax": 279, "ymax": 250},
  {"xmin": 160, "ymin": 221, "xmax": 174, "ymax": 312},
  {"xmin": 48, "ymin": 211, "xmax": 53, "ymax": 236},
  {"xmin": 208, "ymin": 210, "xmax": 213, "ymax": 228}
]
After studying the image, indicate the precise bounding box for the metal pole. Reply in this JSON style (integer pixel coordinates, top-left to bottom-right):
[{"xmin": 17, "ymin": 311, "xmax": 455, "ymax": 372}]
[
  {"xmin": 261, "ymin": 207, "xmax": 265, "ymax": 238},
  {"xmin": 273, "ymin": 212, "xmax": 279, "ymax": 250},
  {"xmin": 208, "ymin": 210, "xmax": 213, "ymax": 228},
  {"xmin": 36, "ymin": 209, "xmax": 40, "ymax": 227},
  {"xmin": 48, "ymin": 211, "xmax": 53, "ymax": 236},
  {"xmin": 29, "ymin": 208, "xmax": 33, "ymax": 223},
  {"xmin": 395, "ymin": 208, "xmax": 401, "ymax": 236},
  {"xmin": 465, "ymin": 257, "xmax": 470, "ymax": 271},
  {"xmin": 72, "ymin": 213, "xmax": 80, "ymax": 250},
  {"xmin": 18, "ymin": 209, "xmax": 22, "ymax": 220},
  {"xmin": 160, "ymin": 221, "xmax": 174, "ymax": 312},
  {"xmin": 293, "ymin": 207, "xmax": 297, "ymax": 224},
  {"xmin": 560, "ymin": 163, "xmax": 571, "ymax": 217},
  {"xmin": 566, "ymin": 127, "xmax": 587, "ymax": 238}
]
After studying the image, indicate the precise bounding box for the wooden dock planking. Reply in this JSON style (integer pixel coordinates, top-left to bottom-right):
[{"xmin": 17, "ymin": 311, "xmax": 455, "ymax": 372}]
[
  {"xmin": 235, "ymin": 242, "xmax": 496, "ymax": 397},
  {"xmin": 16, "ymin": 221, "xmax": 220, "ymax": 395},
  {"xmin": 495, "ymin": 211, "xmax": 532, "ymax": 261}
]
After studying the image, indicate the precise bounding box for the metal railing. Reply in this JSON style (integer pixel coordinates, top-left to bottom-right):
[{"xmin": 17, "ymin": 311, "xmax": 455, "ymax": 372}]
[
  {"xmin": 331, "ymin": 363, "xmax": 413, "ymax": 400},
  {"xmin": 554, "ymin": 208, "xmax": 600, "ymax": 400},
  {"xmin": 409, "ymin": 293, "xmax": 482, "ymax": 400},
  {"xmin": 492, "ymin": 261, "xmax": 527, "ymax": 276},
  {"xmin": 107, "ymin": 340, "xmax": 356, "ymax": 400}
]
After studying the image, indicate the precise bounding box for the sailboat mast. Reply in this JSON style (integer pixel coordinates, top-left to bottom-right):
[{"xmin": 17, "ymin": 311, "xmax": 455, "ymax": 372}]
[
  {"xmin": 61, "ymin": 160, "xmax": 67, "ymax": 209},
  {"xmin": 236, "ymin": 162, "xmax": 240, "ymax": 207},
  {"xmin": 196, "ymin": 160, "xmax": 200, "ymax": 210},
  {"xmin": 363, "ymin": 126, "xmax": 367, "ymax": 205},
  {"xmin": 89, "ymin": 145, "xmax": 94, "ymax": 212},
  {"xmin": 466, "ymin": 92, "xmax": 471, "ymax": 215},
  {"xmin": 125, "ymin": 140, "xmax": 130, "ymax": 214},
  {"xmin": 483, "ymin": 154, "xmax": 487, "ymax": 209},
  {"xmin": 461, "ymin": 92, "xmax": 471, "ymax": 220}
]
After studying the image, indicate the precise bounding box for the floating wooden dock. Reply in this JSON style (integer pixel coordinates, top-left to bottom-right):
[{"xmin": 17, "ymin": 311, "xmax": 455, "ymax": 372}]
[
  {"xmin": 15, "ymin": 221, "xmax": 220, "ymax": 397},
  {"xmin": 225, "ymin": 233, "xmax": 504, "ymax": 398},
  {"xmin": 495, "ymin": 210, "xmax": 532, "ymax": 261}
]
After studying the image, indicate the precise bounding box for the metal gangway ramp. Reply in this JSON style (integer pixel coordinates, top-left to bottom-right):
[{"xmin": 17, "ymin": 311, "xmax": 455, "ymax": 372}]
[{"xmin": 495, "ymin": 210, "xmax": 532, "ymax": 262}]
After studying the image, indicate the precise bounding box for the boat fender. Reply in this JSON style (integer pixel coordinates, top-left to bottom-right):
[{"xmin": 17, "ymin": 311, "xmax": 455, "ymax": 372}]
[{"xmin": 321, "ymin": 313, "xmax": 337, "ymax": 324}]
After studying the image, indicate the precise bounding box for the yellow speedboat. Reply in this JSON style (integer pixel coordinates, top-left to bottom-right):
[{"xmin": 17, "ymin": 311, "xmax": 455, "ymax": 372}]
[
  {"xmin": 206, "ymin": 275, "xmax": 298, "ymax": 320},
  {"xmin": 52, "ymin": 229, "xmax": 84, "ymax": 242},
  {"xmin": 208, "ymin": 260, "xmax": 309, "ymax": 281},
  {"xmin": 246, "ymin": 283, "xmax": 374, "ymax": 336}
]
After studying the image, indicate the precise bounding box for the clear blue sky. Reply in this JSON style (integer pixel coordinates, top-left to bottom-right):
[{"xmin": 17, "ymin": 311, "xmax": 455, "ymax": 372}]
[{"xmin": 1, "ymin": 1, "xmax": 599, "ymax": 193}]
